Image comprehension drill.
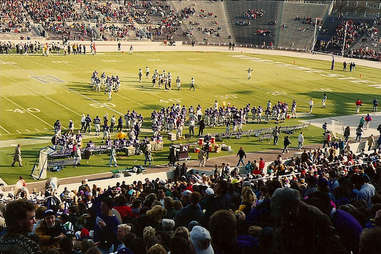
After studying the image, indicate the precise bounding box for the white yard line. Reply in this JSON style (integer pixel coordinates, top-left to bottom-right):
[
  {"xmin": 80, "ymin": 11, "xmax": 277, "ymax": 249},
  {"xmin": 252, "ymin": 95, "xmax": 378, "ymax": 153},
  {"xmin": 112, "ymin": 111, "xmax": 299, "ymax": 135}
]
[
  {"xmin": 4, "ymin": 71, "xmax": 81, "ymax": 117},
  {"xmin": 2, "ymin": 96, "xmax": 53, "ymax": 128},
  {"xmin": 0, "ymin": 124, "xmax": 11, "ymax": 134},
  {"xmin": 66, "ymin": 89, "xmax": 124, "ymax": 115},
  {"xmin": 41, "ymin": 94, "xmax": 81, "ymax": 116},
  {"xmin": 113, "ymin": 91, "xmax": 145, "ymax": 107}
]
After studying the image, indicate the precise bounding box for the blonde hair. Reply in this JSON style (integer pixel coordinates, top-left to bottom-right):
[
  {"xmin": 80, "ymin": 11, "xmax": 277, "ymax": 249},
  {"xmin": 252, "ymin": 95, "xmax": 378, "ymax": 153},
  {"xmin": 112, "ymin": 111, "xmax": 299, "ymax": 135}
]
[
  {"xmin": 143, "ymin": 226, "xmax": 157, "ymax": 241},
  {"xmin": 241, "ymin": 186, "xmax": 257, "ymax": 204},
  {"xmin": 118, "ymin": 224, "xmax": 132, "ymax": 234},
  {"xmin": 146, "ymin": 205, "xmax": 166, "ymax": 222}
]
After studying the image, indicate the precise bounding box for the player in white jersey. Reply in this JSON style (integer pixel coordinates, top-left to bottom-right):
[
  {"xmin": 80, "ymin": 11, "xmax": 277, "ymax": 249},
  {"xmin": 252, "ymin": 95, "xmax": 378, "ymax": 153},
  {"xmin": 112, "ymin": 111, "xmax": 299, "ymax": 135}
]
[
  {"xmin": 309, "ymin": 98, "xmax": 314, "ymax": 113},
  {"xmin": 190, "ymin": 77, "xmax": 195, "ymax": 91},
  {"xmin": 146, "ymin": 66, "xmax": 150, "ymax": 78},
  {"xmin": 247, "ymin": 67, "xmax": 253, "ymax": 79},
  {"xmin": 176, "ymin": 76, "xmax": 181, "ymax": 90},
  {"xmin": 95, "ymin": 77, "xmax": 100, "ymax": 92}
]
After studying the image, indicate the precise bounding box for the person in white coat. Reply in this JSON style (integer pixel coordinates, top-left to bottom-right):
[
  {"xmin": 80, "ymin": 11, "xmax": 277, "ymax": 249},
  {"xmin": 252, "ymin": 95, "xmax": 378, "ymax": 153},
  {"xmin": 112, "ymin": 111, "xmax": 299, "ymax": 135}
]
[{"xmin": 298, "ymin": 132, "xmax": 304, "ymax": 150}]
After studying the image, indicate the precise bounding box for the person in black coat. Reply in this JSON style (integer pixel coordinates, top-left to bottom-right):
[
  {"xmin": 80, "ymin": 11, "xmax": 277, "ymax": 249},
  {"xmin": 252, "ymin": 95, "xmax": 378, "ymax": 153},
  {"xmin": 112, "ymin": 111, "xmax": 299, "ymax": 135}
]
[
  {"xmin": 282, "ymin": 136, "xmax": 291, "ymax": 153},
  {"xmin": 198, "ymin": 120, "xmax": 205, "ymax": 137}
]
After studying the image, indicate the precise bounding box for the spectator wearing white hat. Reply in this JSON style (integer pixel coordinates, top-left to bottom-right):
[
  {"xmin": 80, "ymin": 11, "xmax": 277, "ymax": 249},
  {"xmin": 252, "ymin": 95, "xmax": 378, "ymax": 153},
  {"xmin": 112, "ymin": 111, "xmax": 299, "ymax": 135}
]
[{"xmin": 190, "ymin": 226, "xmax": 214, "ymax": 254}]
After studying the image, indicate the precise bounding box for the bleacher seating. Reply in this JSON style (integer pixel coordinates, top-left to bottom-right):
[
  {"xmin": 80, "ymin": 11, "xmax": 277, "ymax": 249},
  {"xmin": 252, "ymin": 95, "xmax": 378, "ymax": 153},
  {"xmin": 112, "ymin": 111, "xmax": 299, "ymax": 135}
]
[
  {"xmin": 0, "ymin": 0, "xmax": 380, "ymax": 60},
  {"xmin": 170, "ymin": 0, "xmax": 232, "ymax": 44},
  {"xmin": 277, "ymin": 2, "xmax": 330, "ymax": 50},
  {"xmin": 224, "ymin": 0, "xmax": 282, "ymax": 46}
]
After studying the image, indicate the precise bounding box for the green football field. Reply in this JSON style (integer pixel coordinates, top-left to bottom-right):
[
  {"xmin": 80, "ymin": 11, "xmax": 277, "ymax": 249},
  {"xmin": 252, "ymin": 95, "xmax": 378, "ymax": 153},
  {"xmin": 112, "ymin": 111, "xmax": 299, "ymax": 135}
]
[{"xmin": 0, "ymin": 51, "xmax": 380, "ymax": 184}]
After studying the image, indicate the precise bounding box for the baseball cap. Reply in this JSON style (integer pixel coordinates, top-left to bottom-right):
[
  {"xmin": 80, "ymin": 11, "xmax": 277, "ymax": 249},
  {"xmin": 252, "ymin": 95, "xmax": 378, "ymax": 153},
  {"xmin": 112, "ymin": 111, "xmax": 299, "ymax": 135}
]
[
  {"xmin": 182, "ymin": 190, "xmax": 192, "ymax": 197},
  {"xmin": 190, "ymin": 226, "xmax": 214, "ymax": 254},
  {"xmin": 43, "ymin": 209, "xmax": 55, "ymax": 218},
  {"xmin": 205, "ymin": 188, "xmax": 214, "ymax": 196}
]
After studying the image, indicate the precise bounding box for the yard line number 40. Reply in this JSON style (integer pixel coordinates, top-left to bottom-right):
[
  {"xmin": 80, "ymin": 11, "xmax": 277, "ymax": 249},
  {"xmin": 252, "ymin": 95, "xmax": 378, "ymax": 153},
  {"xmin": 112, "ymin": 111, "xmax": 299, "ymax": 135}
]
[{"xmin": 6, "ymin": 108, "xmax": 40, "ymax": 113}]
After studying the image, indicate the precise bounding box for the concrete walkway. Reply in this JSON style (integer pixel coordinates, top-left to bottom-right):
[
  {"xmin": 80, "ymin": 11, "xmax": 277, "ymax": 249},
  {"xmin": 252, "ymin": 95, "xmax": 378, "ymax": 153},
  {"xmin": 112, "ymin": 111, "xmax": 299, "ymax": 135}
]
[{"xmin": 303, "ymin": 112, "xmax": 381, "ymax": 137}]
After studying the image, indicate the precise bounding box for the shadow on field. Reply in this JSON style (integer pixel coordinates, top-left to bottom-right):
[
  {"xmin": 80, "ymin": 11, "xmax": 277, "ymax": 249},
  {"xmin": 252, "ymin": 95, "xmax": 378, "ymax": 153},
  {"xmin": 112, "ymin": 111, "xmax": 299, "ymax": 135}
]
[
  {"xmin": 66, "ymin": 82, "xmax": 93, "ymax": 93},
  {"xmin": 20, "ymin": 150, "xmax": 39, "ymax": 159},
  {"xmin": 299, "ymin": 91, "xmax": 380, "ymax": 118},
  {"xmin": 235, "ymin": 90, "xmax": 254, "ymax": 95},
  {"xmin": 139, "ymin": 104, "xmax": 162, "ymax": 110}
]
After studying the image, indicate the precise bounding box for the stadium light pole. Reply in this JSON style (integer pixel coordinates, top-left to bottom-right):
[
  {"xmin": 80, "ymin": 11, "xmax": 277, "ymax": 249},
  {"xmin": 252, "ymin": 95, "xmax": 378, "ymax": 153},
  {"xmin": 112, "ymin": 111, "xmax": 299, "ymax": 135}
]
[
  {"xmin": 311, "ymin": 18, "xmax": 318, "ymax": 52},
  {"xmin": 341, "ymin": 21, "xmax": 348, "ymax": 57}
]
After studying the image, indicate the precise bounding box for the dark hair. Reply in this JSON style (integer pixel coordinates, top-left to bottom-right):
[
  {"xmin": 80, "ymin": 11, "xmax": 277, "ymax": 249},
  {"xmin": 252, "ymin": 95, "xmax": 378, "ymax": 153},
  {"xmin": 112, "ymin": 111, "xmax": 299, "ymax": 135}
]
[
  {"xmin": 60, "ymin": 236, "xmax": 73, "ymax": 254},
  {"xmin": 190, "ymin": 192, "xmax": 201, "ymax": 205},
  {"xmin": 101, "ymin": 196, "xmax": 114, "ymax": 208},
  {"xmin": 170, "ymin": 236, "xmax": 196, "ymax": 254},
  {"xmin": 4, "ymin": 199, "xmax": 35, "ymax": 233},
  {"xmin": 209, "ymin": 210, "xmax": 237, "ymax": 252}
]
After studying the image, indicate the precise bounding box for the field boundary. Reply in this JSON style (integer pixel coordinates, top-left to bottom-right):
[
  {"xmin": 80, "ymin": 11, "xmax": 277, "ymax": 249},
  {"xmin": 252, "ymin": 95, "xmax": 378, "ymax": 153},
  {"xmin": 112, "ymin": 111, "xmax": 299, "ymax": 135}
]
[{"xmin": 0, "ymin": 40, "xmax": 380, "ymax": 69}]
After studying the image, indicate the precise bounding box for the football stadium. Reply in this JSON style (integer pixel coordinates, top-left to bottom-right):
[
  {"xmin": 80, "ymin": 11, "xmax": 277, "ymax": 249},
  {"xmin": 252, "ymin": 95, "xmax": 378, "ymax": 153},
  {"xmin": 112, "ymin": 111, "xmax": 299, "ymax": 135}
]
[{"xmin": 0, "ymin": 0, "xmax": 381, "ymax": 253}]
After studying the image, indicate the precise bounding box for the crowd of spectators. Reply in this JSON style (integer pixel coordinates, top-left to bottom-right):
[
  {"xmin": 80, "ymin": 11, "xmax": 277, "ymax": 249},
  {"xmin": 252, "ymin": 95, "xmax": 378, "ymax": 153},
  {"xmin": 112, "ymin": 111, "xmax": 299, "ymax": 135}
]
[
  {"xmin": 240, "ymin": 8, "xmax": 265, "ymax": 20},
  {"xmin": 1, "ymin": 139, "xmax": 381, "ymax": 253},
  {"xmin": 0, "ymin": 0, "xmax": 190, "ymax": 41},
  {"xmin": 316, "ymin": 18, "xmax": 380, "ymax": 60},
  {"xmin": 0, "ymin": 0, "xmax": 32, "ymax": 33}
]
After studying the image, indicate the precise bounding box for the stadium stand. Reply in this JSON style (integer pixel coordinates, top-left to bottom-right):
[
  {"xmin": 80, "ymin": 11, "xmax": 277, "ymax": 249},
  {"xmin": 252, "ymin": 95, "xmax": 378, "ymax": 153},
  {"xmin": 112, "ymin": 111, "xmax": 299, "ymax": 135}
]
[
  {"xmin": 170, "ymin": 0, "xmax": 233, "ymax": 44},
  {"xmin": 0, "ymin": 0, "xmax": 380, "ymax": 57},
  {"xmin": 277, "ymin": 2, "xmax": 330, "ymax": 50},
  {"xmin": 224, "ymin": 0, "xmax": 282, "ymax": 47},
  {"xmin": 315, "ymin": 16, "xmax": 381, "ymax": 60}
]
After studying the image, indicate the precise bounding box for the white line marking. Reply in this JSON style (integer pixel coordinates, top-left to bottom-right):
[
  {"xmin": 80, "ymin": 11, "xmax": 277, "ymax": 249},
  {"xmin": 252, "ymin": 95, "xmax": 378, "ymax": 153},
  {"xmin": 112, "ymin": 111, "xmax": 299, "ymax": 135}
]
[
  {"xmin": 66, "ymin": 89, "xmax": 124, "ymax": 115},
  {"xmin": 25, "ymin": 129, "xmax": 31, "ymax": 132},
  {"xmin": 42, "ymin": 94, "xmax": 81, "ymax": 116},
  {"xmin": 0, "ymin": 124, "xmax": 11, "ymax": 134},
  {"xmin": 2, "ymin": 97, "xmax": 53, "ymax": 128},
  {"xmin": 16, "ymin": 130, "xmax": 21, "ymax": 134},
  {"xmin": 113, "ymin": 92, "xmax": 145, "ymax": 107}
]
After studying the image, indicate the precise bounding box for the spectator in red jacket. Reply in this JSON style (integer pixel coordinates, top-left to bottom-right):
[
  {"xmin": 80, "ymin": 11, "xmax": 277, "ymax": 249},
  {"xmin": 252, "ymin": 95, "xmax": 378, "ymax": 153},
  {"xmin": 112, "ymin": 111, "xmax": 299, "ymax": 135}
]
[
  {"xmin": 259, "ymin": 158, "xmax": 265, "ymax": 172},
  {"xmin": 356, "ymin": 99, "xmax": 362, "ymax": 113}
]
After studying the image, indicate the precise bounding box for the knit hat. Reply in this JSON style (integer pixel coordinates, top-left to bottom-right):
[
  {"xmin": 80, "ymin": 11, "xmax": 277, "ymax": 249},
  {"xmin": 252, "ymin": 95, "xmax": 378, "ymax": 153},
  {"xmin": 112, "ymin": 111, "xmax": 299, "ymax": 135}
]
[{"xmin": 190, "ymin": 226, "xmax": 214, "ymax": 254}]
